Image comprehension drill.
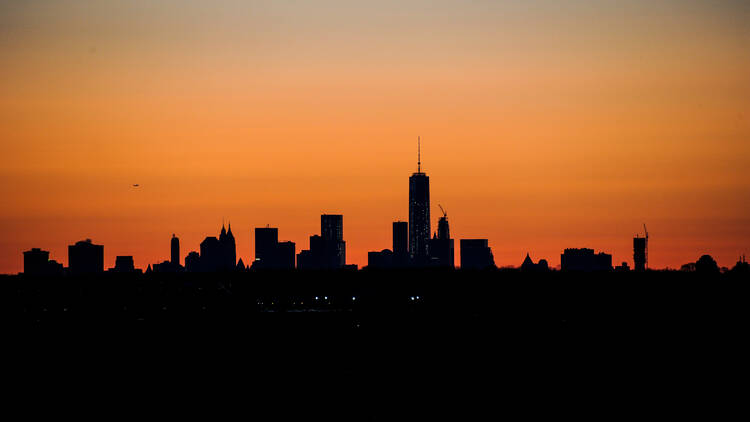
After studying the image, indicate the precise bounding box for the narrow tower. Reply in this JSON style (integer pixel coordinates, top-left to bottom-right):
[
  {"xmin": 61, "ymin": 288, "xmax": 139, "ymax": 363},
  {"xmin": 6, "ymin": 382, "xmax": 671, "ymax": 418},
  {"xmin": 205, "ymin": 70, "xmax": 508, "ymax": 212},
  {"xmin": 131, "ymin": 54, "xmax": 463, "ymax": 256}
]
[
  {"xmin": 171, "ymin": 234, "xmax": 180, "ymax": 266},
  {"xmin": 409, "ymin": 136, "xmax": 430, "ymax": 262}
]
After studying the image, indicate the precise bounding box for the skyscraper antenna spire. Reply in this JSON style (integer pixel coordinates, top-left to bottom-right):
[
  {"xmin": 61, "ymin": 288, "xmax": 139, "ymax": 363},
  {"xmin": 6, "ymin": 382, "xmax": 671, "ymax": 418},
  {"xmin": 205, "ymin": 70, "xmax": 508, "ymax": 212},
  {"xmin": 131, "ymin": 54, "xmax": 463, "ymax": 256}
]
[{"xmin": 418, "ymin": 136, "xmax": 421, "ymax": 173}]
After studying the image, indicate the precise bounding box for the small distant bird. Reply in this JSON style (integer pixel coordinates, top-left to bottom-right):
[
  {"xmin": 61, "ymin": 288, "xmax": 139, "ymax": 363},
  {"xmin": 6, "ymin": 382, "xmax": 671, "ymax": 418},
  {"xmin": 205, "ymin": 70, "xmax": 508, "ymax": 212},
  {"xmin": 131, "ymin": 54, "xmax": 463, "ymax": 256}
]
[{"xmin": 132, "ymin": 184, "xmax": 140, "ymax": 187}]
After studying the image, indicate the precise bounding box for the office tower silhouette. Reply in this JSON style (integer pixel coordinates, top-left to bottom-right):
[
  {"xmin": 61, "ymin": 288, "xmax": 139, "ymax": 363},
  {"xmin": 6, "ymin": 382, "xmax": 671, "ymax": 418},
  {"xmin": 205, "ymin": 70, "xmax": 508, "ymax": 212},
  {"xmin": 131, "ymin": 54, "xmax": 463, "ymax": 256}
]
[
  {"xmin": 409, "ymin": 138, "xmax": 430, "ymax": 263},
  {"xmin": 297, "ymin": 215, "xmax": 346, "ymax": 269},
  {"xmin": 171, "ymin": 234, "xmax": 180, "ymax": 266},
  {"xmin": 185, "ymin": 251, "xmax": 200, "ymax": 272},
  {"xmin": 199, "ymin": 236, "xmax": 220, "ymax": 272},
  {"xmin": 561, "ymin": 248, "xmax": 613, "ymax": 271},
  {"xmin": 277, "ymin": 241, "xmax": 296, "ymax": 270},
  {"xmin": 68, "ymin": 239, "xmax": 104, "ymax": 274},
  {"xmin": 321, "ymin": 214, "xmax": 343, "ymax": 242},
  {"xmin": 634, "ymin": 237, "xmax": 647, "ymax": 271},
  {"xmin": 429, "ymin": 209, "xmax": 454, "ymax": 268},
  {"xmin": 321, "ymin": 214, "xmax": 345, "ymax": 268},
  {"xmin": 393, "ymin": 221, "xmax": 408, "ymax": 255},
  {"xmin": 113, "ymin": 256, "xmax": 136, "ymax": 273},
  {"xmin": 254, "ymin": 227, "xmax": 296, "ymax": 269},
  {"xmin": 255, "ymin": 227, "xmax": 278, "ymax": 268},
  {"xmin": 391, "ymin": 221, "xmax": 410, "ymax": 268},
  {"xmin": 23, "ymin": 248, "xmax": 49, "ymax": 275},
  {"xmin": 460, "ymin": 239, "xmax": 495, "ymax": 270}
]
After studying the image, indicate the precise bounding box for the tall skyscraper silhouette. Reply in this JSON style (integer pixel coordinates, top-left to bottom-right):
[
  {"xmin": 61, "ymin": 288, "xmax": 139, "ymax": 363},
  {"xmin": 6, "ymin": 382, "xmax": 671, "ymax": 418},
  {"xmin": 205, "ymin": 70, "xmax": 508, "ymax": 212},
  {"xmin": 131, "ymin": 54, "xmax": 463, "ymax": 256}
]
[
  {"xmin": 171, "ymin": 234, "xmax": 180, "ymax": 266},
  {"xmin": 409, "ymin": 137, "xmax": 430, "ymax": 262},
  {"xmin": 321, "ymin": 214, "xmax": 345, "ymax": 268}
]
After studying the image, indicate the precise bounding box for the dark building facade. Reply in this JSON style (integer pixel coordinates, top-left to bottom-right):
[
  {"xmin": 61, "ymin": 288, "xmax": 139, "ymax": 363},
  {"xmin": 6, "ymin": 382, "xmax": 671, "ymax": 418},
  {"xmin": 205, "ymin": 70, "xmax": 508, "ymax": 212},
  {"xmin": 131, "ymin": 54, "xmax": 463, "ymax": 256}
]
[
  {"xmin": 68, "ymin": 239, "xmax": 104, "ymax": 275},
  {"xmin": 321, "ymin": 214, "xmax": 343, "ymax": 243},
  {"xmin": 254, "ymin": 227, "xmax": 296, "ymax": 269},
  {"xmin": 561, "ymin": 248, "xmax": 613, "ymax": 271},
  {"xmin": 171, "ymin": 234, "xmax": 180, "ymax": 266},
  {"xmin": 633, "ymin": 236, "xmax": 647, "ymax": 271},
  {"xmin": 199, "ymin": 237, "xmax": 220, "ymax": 272},
  {"xmin": 297, "ymin": 215, "xmax": 346, "ymax": 270},
  {"xmin": 255, "ymin": 227, "xmax": 279, "ymax": 268},
  {"xmin": 185, "ymin": 251, "xmax": 200, "ymax": 272},
  {"xmin": 393, "ymin": 221, "xmax": 408, "ymax": 255},
  {"xmin": 368, "ymin": 249, "xmax": 394, "ymax": 269},
  {"xmin": 277, "ymin": 241, "xmax": 296, "ymax": 270},
  {"xmin": 460, "ymin": 239, "xmax": 495, "ymax": 270},
  {"xmin": 321, "ymin": 214, "xmax": 345, "ymax": 269},
  {"xmin": 429, "ymin": 214, "xmax": 454, "ymax": 268},
  {"xmin": 112, "ymin": 256, "xmax": 135, "ymax": 273},
  {"xmin": 409, "ymin": 172, "xmax": 430, "ymax": 262},
  {"xmin": 23, "ymin": 248, "xmax": 50, "ymax": 275}
]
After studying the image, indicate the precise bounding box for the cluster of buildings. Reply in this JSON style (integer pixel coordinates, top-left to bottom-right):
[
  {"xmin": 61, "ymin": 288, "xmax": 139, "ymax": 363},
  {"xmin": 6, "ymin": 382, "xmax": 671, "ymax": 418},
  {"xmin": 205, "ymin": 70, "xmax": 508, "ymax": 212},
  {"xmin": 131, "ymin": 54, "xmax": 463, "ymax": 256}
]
[
  {"xmin": 367, "ymin": 140, "xmax": 494, "ymax": 270},
  {"xmin": 21, "ymin": 140, "xmax": 655, "ymax": 275}
]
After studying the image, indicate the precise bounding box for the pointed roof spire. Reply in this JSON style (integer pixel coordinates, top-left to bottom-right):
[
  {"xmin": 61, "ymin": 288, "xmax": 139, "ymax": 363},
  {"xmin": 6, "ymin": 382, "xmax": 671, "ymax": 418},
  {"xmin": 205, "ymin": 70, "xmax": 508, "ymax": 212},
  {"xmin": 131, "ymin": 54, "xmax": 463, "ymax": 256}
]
[
  {"xmin": 522, "ymin": 253, "xmax": 534, "ymax": 267},
  {"xmin": 417, "ymin": 136, "xmax": 421, "ymax": 173}
]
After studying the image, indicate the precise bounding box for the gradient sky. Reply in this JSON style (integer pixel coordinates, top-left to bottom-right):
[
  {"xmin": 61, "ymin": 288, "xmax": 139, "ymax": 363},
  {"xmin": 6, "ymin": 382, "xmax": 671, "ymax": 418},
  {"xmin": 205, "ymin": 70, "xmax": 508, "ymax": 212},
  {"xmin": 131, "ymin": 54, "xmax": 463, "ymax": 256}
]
[{"xmin": 1, "ymin": 0, "xmax": 748, "ymax": 273}]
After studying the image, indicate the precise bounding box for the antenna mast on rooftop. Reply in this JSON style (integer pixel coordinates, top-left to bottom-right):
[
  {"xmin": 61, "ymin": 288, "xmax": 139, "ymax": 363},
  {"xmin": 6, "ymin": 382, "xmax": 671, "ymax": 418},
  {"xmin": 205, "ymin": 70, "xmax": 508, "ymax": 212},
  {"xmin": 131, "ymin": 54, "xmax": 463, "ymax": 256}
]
[{"xmin": 417, "ymin": 136, "xmax": 421, "ymax": 173}]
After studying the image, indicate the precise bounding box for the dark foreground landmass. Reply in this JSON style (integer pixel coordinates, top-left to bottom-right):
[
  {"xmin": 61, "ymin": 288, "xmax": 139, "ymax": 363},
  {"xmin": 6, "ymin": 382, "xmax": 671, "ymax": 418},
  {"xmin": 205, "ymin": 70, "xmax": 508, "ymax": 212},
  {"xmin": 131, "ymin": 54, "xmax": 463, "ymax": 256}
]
[{"xmin": 2, "ymin": 269, "xmax": 747, "ymax": 418}]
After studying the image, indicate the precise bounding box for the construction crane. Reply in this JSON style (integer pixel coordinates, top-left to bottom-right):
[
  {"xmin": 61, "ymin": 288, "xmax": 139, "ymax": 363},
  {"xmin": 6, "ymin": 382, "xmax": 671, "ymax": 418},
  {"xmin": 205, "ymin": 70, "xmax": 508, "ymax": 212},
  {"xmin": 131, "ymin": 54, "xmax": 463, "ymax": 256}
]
[
  {"xmin": 643, "ymin": 223, "xmax": 649, "ymax": 270},
  {"xmin": 438, "ymin": 204, "xmax": 447, "ymax": 218}
]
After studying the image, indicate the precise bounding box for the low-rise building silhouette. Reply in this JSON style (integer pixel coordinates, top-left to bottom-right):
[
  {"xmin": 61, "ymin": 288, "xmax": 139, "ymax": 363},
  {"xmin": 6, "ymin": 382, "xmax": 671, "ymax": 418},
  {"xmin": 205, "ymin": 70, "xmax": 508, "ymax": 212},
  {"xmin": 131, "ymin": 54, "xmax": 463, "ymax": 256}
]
[
  {"xmin": 460, "ymin": 239, "xmax": 495, "ymax": 270},
  {"xmin": 111, "ymin": 256, "xmax": 136, "ymax": 273},
  {"xmin": 368, "ymin": 249, "xmax": 394, "ymax": 269},
  {"xmin": 24, "ymin": 248, "xmax": 49, "ymax": 275},
  {"xmin": 520, "ymin": 253, "xmax": 549, "ymax": 272},
  {"xmin": 615, "ymin": 261, "xmax": 631, "ymax": 271},
  {"xmin": 23, "ymin": 248, "xmax": 63, "ymax": 275},
  {"xmin": 561, "ymin": 248, "xmax": 612, "ymax": 271},
  {"xmin": 68, "ymin": 239, "xmax": 104, "ymax": 275},
  {"xmin": 185, "ymin": 251, "xmax": 200, "ymax": 272}
]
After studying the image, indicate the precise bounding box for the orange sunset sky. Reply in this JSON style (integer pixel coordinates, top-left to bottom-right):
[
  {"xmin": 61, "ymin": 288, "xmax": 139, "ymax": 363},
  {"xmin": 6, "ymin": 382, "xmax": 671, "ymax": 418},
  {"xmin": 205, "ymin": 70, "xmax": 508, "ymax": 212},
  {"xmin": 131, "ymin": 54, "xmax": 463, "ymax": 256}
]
[{"xmin": 1, "ymin": 1, "xmax": 748, "ymax": 273}]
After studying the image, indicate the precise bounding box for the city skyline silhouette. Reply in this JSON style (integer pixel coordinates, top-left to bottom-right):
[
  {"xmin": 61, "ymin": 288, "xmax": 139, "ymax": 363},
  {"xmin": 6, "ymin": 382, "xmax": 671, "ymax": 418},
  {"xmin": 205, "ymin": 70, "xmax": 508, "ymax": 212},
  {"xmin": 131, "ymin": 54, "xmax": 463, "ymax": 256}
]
[
  {"xmin": 14, "ymin": 139, "xmax": 747, "ymax": 274},
  {"xmin": 1, "ymin": 3, "xmax": 748, "ymax": 415},
  {"xmin": 2, "ymin": 2, "xmax": 748, "ymax": 274}
]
